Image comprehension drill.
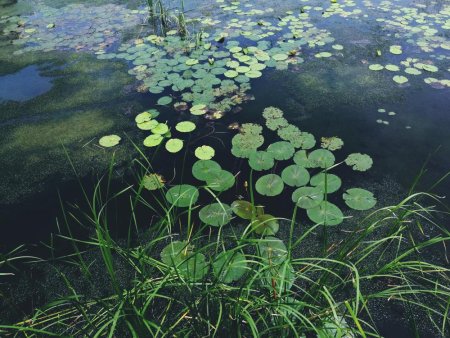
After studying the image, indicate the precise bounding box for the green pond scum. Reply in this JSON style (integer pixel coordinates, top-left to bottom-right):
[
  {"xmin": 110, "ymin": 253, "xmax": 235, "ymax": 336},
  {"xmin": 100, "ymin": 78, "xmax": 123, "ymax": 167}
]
[{"xmin": 0, "ymin": 0, "xmax": 449, "ymax": 337}]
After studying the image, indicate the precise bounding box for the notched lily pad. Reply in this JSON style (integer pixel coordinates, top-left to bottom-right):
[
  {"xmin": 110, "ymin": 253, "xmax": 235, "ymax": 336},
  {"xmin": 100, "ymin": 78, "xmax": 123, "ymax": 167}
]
[
  {"xmin": 99, "ymin": 134, "xmax": 121, "ymax": 148},
  {"xmin": 213, "ymin": 251, "xmax": 247, "ymax": 283},
  {"xmin": 307, "ymin": 201, "xmax": 344, "ymax": 226},
  {"xmin": 165, "ymin": 184, "xmax": 199, "ymax": 207},
  {"xmin": 255, "ymin": 174, "xmax": 284, "ymax": 197},
  {"xmin": 199, "ymin": 203, "xmax": 232, "ymax": 226},
  {"xmin": 343, "ymin": 188, "xmax": 377, "ymax": 210}
]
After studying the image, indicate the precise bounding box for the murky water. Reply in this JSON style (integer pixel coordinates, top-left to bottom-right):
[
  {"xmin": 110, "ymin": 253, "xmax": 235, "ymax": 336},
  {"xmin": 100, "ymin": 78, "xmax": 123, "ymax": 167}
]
[{"xmin": 0, "ymin": 0, "xmax": 448, "ymax": 242}]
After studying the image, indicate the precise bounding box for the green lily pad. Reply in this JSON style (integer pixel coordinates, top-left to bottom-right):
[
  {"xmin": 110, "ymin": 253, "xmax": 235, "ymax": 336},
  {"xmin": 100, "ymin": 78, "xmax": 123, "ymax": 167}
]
[
  {"xmin": 293, "ymin": 150, "xmax": 314, "ymax": 168},
  {"xmin": 157, "ymin": 96, "xmax": 173, "ymax": 105},
  {"xmin": 257, "ymin": 236, "xmax": 287, "ymax": 264},
  {"xmin": 255, "ymin": 174, "xmax": 284, "ymax": 197},
  {"xmin": 393, "ymin": 75, "xmax": 408, "ymax": 84},
  {"xmin": 251, "ymin": 214, "xmax": 279, "ymax": 235},
  {"xmin": 245, "ymin": 70, "xmax": 262, "ymax": 78},
  {"xmin": 307, "ymin": 201, "xmax": 344, "ymax": 226},
  {"xmin": 272, "ymin": 53, "xmax": 288, "ymax": 61},
  {"xmin": 213, "ymin": 251, "xmax": 247, "ymax": 283},
  {"xmin": 343, "ymin": 188, "xmax": 377, "ymax": 210},
  {"xmin": 320, "ymin": 137, "xmax": 344, "ymax": 151},
  {"xmin": 264, "ymin": 260, "xmax": 295, "ymax": 292},
  {"xmin": 165, "ymin": 138, "xmax": 183, "ymax": 153},
  {"xmin": 224, "ymin": 70, "xmax": 239, "ymax": 78},
  {"xmin": 345, "ymin": 153, "xmax": 373, "ymax": 171},
  {"xmin": 186, "ymin": 58, "xmax": 199, "ymax": 66},
  {"xmin": 192, "ymin": 160, "xmax": 221, "ymax": 181},
  {"xmin": 152, "ymin": 123, "xmax": 169, "ymax": 135},
  {"xmin": 142, "ymin": 173, "xmax": 165, "ymax": 191},
  {"xmin": 175, "ymin": 121, "xmax": 196, "ymax": 133},
  {"xmin": 195, "ymin": 145, "xmax": 215, "ymax": 160},
  {"xmin": 190, "ymin": 104, "xmax": 208, "ymax": 115},
  {"xmin": 292, "ymin": 186, "xmax": 324, "ymax": 209},
  {"xmin": 308, "ymin": 149, "xmax": 335, "ymax": 168},
  {"xmin": 143, "ymin": 134, "xmax": 163, "ymax": 147},
  {"xmin": 99, "ymin": 134, "xmax": 121, "ymax": 148},
  {"xmin": 135, "ymin": 111, "xmax": 152, "ymax": 124},
  {"xmin": 231, "ymin": 200, "xmax": 255, "ymax": 220},
  {"xmin": 281, "ymin": 165, "xmax": 310, "ymax": 187},
  {"xmin": 248, "ymin": 151, "xmax": 275, "ymax": 171},
  {"xmin": 161, "ymin": 241, "xmax": 193, "ymax": 266},
  {"xmin": 205, "ymin": 169, "xmax": 235, "ymax": 192},
  {"xmin": 266, "ymin": 141, "xmax": 295, "ymax": 160},
  {"xmin": 369, "ymin": 64, "xmax": 384, "ymax": 71},
  {"xmin": 199, "ymin": 203, "xmax": 232, "ymax": 227},
  {"xmin": 310, "ymin": 173, "xmax": 342, "ymax": 194},
  {"xmin": 389, "ymin": 45, "xmax": 402, "ymax": 55},
  {"xmin": 137, "ymin": 119, "xmax": 158, "ymax": 130},
  {"xmin": 165, "ymin": 184, "xmax": 199, "ymax": 207}
]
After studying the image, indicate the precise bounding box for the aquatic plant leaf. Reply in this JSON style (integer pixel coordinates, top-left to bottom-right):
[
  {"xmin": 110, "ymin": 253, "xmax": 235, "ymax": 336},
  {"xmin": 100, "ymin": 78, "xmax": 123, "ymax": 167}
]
[
  {"xmin": 281, "ymin": 165, "xmax": 310, "ymax": 187},
  {"xmin": 248, "ymin": 151, "xmax": 275, "ymax": 171},
  {"xmin": 320, "ymin": 137, "xmax": 344, "ymax": 151},
  {"xmin": 157, "ymin": 96, "xmax": 172, "ymax": 105},
  {"xmin": 161, "ymin": 241, "xmax": 193, "ymax": 266},
  {"xmin": 272, "ymin": 53, "xmax": 288, "ymax": 61},
  {"xmin": 308, "ymin": 149, "xmax": 335, "ymax": 168},
  {"xmin": 251, "ymin": 214, "xmax": 279, "ymax": 235},
  {"xmin": 256, "ymin": 174, "xmax": 284, "ymax": 197},
  {"xmin": 135, "ymin": 111, "xmax": 152, "ymax": 124},
  {"xmin": 343, "ymin": 188, "xmax": 377, "ymax": 210},
  {"xmin": 192, "ymin": 160, "xmax": 221, "ymax": 181},
  {"xmin": 137, "ymin": 119, "xmax": 158, "ymax": 130},
  {"xmin": 393, "ymin": 75, "xmax": 408, "ymax": 84},
  {"xmin": 185, "ymin": 58, "xmax": 199, "ymax": 66},
  {"xmin": 143, "ymin": 134, "xmax": 163, "ymax": 147},
  {"xmin": 152, "ymin": 123, "xmax": 169, "ymax": 135},
  {"xmin": 175, "ymin": 121, "xmax": 196, "ymax": 133},
  {"xmin": 213, "ymin": 251, "xmax": 247, "ymax": 283},
  {"xmin": 245, "ymin": 70, "xmax": 262, "ymax": 78},
  {"xmin": 292, "ymin": 186, "xmax": 324, "ymax": 209},
  {"xmin": 190, "ymin": 104, "xmax": 208, "ymax": 116},
  {"xmin": 231, "ymin": 200, "xmax": 255, "ymax": 220},
  {"xmin": 369, "ymin": 64, "xmax": 384, "ymax": 71},
  {"xmin": 257, "ymin": 237, "xmax": 287, "ymax": 264},
  {"xmin": 310, "ymin": 173, "xmax": 342, "ymax": 194},
  {"xmin": 307, "ymin": 201, "xmax": 344, "ymax": 226},
  {"xmin": 264, "ymin": 260, "xmax": 295, "ymax": 293},
  {"xmin": 345, "ymin": 153, "xmax": 373, "ymax": 171},
  {"xmin": 195, "ymin": 145, "xmax": 215, "ymax": 160},
  {"xmin": 165, "ymin": 138, "xmax": 183, "ymax": 153},
  {"xmin": 293, "ymin": 150, "xmax": 314, "ymax": 168},
  {"xmin": 165, "ymin": 184, "xmax": 199, "ymax": 207},
  {"xmin": 99, "ymin": 134, "xmax": 121, "ymax": 147},
  {"xmin": 224, "ymin": 70, "xmax": 238, "ymax": 78},
  {"xmin": 389, "ymin": 45, "xmax": 402, "ymax": 55},
  {"xmin": 142, "ymin": 173, "xmax": 165, "ymax": 191},
  {"xmin": 266, "ymin": 141, "xmax": 295, "ymax": 161},
  {"xmin": 205, "ymin": 170, "xmax": 235, "ymax": 192},
  {"xmin": 199, "ymin": 203, "xmax": 232, "ymax": 227}
]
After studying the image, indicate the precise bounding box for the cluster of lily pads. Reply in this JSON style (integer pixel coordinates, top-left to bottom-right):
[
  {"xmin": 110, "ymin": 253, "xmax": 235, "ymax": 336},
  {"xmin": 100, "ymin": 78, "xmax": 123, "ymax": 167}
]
[{"xmin": 3, "ymin": 4, "xmax": 146, "ymax": 55}]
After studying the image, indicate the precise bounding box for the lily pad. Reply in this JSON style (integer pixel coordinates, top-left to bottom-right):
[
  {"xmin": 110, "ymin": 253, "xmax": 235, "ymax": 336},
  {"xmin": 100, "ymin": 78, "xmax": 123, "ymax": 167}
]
[
  {"xmin": 310, "ymin": 173, "xmax": 342, "ymax": 194},
  {"xmin": 137, "ymin": 119, "xmax": 158, "ymax": 130},
  {"xmin": 205, "ymin": 169, "xmax": 235, "ymax": 192},
  {"xmin": 266, "ymin": 141, "xmax": 295, "ymax": 160},
  {"xmin": 142, "ymin": 173, "xmax": 165, "ymax": 190},
  {"xmin": 231, "ymin": 200, "xmax": 255, "ymax": 220},
  {"xmin": 165, "ymin": 184, "xmax": 199, "ymax": 207},
  {"xmin": 292, "ymin": 186, "xmax": 324, "ymax": 209},
  {"xmin": 248, "ymin": 151, "xmax": 275, "ymax": 171},
  {"xmin": 343, "ymin": 188, "xmax": 377, "ymax": 210},
  {"xmin": 192, "ymin": 160, "xmax": 221, "ymax": 181},
  {"xmin": 152, "ymin": 123, "xmax": 169, "ymax": 135},
  {"xmin": 99, "ymin": 134, "xmax": 121, "ymax": 148},
  {"xmin": 345, "ymin": 153, "xmax": 373, "ymax": 171},
  {"xmin": 157, "ymin": 96, "xmax": 173, "ymax": 105},
  {"xmin": 255, "ymin": 174, "xmax": 284, "ymax": 197},
  {"xmin": 308, "ymin": 149, "xmax": 335, "ymax": 168},
  {"xmin": 213, "ymin": 251, "xmax": 247, "ymax": 283},
  {"xmin": 320, "ymin": 137, "xmax": 344, "ymax": 151},
  {"xmin": 195, "ymin": 145, "xmax": 215, "ymax": 160},
  {"xmin": 143, "ymin": 134, "xmax": 163, "ymax": 147},
  {"xmin": 161, "ymin": 241, "xmax": 193, "ymax": 266},
  {"xmin": 165, "ymin": 138, "xmax": 183, "ymax": 153},
  {"xmin": 306, "ymin": 201, "xmax": 344, "ymax": 226},
  {"xmin": 175, "ymin": 121, "xmax": 196, "ymax": 133},
  {"xmin": 199, "ymin": 203, "xmax": 232, "ymax": 227},
  {"xmin": 281, "ymin": 165, "xmax": 310, "ymax": 187},
  {"xmin": 369, "ymin": 64, "xmax": 384, "ymax": 71},
  {"xmin": 389, "ymin": 45, "xmax": 402, "ymax": 55},
  {"xmin": 393, "ymin": 75, "xmax": 408, "ymax": 84},
  {"xmin": 264, "ymin": 260, "xmax": 295, "ymax": 292},
  {"xmin": 251, "ymin": 214, "xmax": 279, "ymax": 236},
  {"xmin": 257, "ymin": 237, "xmax": 287, "ymax": 264}
]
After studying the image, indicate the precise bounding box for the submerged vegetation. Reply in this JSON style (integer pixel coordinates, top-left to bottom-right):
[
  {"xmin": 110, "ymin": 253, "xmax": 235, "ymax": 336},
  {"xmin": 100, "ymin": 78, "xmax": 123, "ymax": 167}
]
[{"xmin": 1, "ymin": 0, "xmax": 450, "ymax": 336}]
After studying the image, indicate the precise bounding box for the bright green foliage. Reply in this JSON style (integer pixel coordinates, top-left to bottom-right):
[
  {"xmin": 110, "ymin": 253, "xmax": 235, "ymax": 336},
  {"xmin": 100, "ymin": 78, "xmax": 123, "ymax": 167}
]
[
  {"xmin": 307, "ymin": 201, "xmax": 344, "ymax": 225},
  {"xmin": 199, "ymin": 203, "xmax": 233, "ymax": 226},
  {"xmin": 343, "ymin": 188, "xmax": 377, "ymax": 210},
  {"xmin": 281, "ymin": 165, "xmax": 310, "ymax": 187},
  {"xmin": 255, "ymin": 174, "xmax": 284, "ymax": 196},
  {"xmin": 165, "ymin": 185, "xmax": 199, "ymax": 207},
  {"xmin": 292, "ymin": 186, "xmax": 324, "ymax": 209}
]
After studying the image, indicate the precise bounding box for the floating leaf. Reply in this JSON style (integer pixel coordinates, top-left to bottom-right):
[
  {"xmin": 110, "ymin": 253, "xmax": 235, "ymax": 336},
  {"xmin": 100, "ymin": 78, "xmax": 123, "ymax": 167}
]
[
  {"xmin": 175, "ymin": 121, "xmax": 196, "ymax": 133},
  {"xmin": 292, "ymin": 186, "xmax": 324, "ymax": 209},
  {"xmin": 251, "ymin": 214, "xmax": 279, "ymax": 235},
  {"xmin": 369, "ymin": 64, "xmax": 384, "ymax": 71},
  {"xmin": 99, "ymin": 134, "xmax": 121, "ymax": 148},
  {"xmin": 266, "ymin": 141, "xmax": 295, "ymax": 160},
  {"xmin": 199, "ymin": 203, "xmax": 232, "ymax": 227},
  {"xmin": 213, "ymin": 251, "xmax": 247, "ymax": 283},
  {"xmin": 190, "ymin": 104, "xmax": 208, "ymax": 116},
  {"xmin": 272, "ymin": 53, "xmax": 288, "ymax": 61},
  {"xmin": 264, "ymin": 260, "xmax": 295, "ymax": 292},
  {"xmin": 137, "ymin": 119, "xmax": 158, "ymax": 130},
  {"xmin": 152, "ymin": 123, "xmax": 169, "ymax": 135},
  {"xmin": 165, "ymin": 138, "xmax": 183, "ymax": 153},
  {"xmin": 310, "ymin": 173, "xmax": 342, "ymax": 194},
  {"xmin": 205, "ymin": 169, "xmax": 235, "ymax": 192},
  {"xmin": 257, "ymin": 237, "xmax": 287, "ymax": 264},
  {"xmin": 308, "ymin": 149, "xmax": 335, "ymax": 168},
  {"xmin": 224, "ymin": 70, "xmax": 239, "ymax": 78},
  {"xmin": 142, "ymin": 173, "xmax": 165, "ymax": 190},
  {"xmin": 256, "ymin": 174, "xmax": 284, "ymax": 197},
  {"xmin": 195, "ymin": 145, "xmax": 215, "ymax": 160},
  {"xmin": 343, "ymin": 188, "xmax": 377, "ymax": 210},
  {"xmin": 231, "ymin": 200, "xmax": 255, "ymax": 220},
  {"xmin": 249, "ymin": 151, "xmax": 275, "ymax": 171},
  {"xmin": 307, "ymin": 201, "xmax": 344, "ymax": 226},
  {"xmin": 345, "ymin": 153, "xmax": 373, "ymax": 171},
  {"xmin": 185, "ymin": 58, "xmax": 199, "ymax": 66},
  {"xmin": 389, "ymin": 45, "xmax": 402, "ymax": 55},
  {"xmin": 165, "ymin": 184, "xmax": 199, "ymax": 207},
  {"xmin": 320, "ymin": 137, "xmax": 344, "ymax": 151},
  {"xmin": 157, "ymin": 96, "xmax": 173, "ymax": 105},
  {"xmin": 281, "ymin": 165, "xmax": 310, "ymax": 187},
  {"xmin": 135, "ymin": 111, "xmax": 152, "ymax": 124},
  {"xmin": 192, "ymin": 160, "xmax": 221, "ymax": 181},
  {"xmin": 393, "ymin": 75, "xmax": 408, "ymax": 84},
  {"xmin": 143, "ymin": 134, "xmax": 163, "ymax": 147},
  {"xmin": 161, "ymin": 241, "xmax": 193, "ymax": 266}
]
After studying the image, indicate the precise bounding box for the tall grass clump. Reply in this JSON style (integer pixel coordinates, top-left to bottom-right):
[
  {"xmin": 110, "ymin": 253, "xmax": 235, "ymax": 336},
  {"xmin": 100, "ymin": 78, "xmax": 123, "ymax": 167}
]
[{"xmin": 0, "ymin": 153, "xmax": 449, "ymax": 337}]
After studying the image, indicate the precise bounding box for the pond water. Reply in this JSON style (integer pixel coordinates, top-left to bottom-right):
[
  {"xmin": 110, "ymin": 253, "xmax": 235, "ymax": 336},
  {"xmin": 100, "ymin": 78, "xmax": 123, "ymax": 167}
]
[{"xmin": 0, "ymin": 0, "xmax": 449, "ymax": 243}]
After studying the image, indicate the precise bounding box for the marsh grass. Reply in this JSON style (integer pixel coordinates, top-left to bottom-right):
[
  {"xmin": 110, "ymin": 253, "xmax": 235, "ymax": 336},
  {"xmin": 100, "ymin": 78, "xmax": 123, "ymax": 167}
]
[{"xmin": 1, "ymin": 148, "xmax": 449, "ymax": 337}]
